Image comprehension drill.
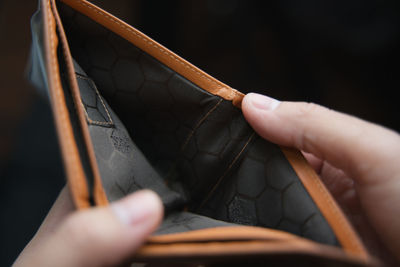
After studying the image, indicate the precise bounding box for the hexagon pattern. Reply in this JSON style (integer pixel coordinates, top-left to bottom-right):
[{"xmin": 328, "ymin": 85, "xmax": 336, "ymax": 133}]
[
  {"xmin": 156, "ymin": 211, "xmax": 235, "ymax": 235},
  {"xmin": 59, "ymin": 4, "xmax": 338, "ymax": 246}
]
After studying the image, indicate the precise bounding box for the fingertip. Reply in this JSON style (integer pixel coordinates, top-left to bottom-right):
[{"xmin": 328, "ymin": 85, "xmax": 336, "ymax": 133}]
[
  {"xmin": 242, "ymin": 93, "xmax": 285, "ymax": 143},
  {"xmin": 242, "ymin": 93, "xmax": 279, "ymax": 133},
  {"xmin": 32, "ymin": 191, "xmax": 164, "ymax": 267},
  {"xmin": 241, "ymin": 94, "xmax": 253, "ymax": 123},
  {"xmin": 111, "ymin": 190, "xmax": 163, "ymax": 229},
  {"xmin": 243, "ymin": 93, "xmax": 281, "ymax": 112},
  {"xmin": 141, "ymin": 190, "xmax": 164, "ymax": 227}
]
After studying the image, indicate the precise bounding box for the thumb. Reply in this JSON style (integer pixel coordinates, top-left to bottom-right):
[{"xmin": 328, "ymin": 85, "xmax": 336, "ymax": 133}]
[
  {"xmin": 242, "ymin": 93, "xmax": 400, "ymax": 186},
  {"xmin": 20, "ymin": 190, "xmax": 163, "ymax": 267},
  {"xmin": 242, "ymin": 93, "xmax": 400, "ymax": 258}
]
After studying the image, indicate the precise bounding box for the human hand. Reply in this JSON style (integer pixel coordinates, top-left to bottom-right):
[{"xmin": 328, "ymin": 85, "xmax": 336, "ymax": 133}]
[
  {"xmin": 13, "ymin": 188, "xmax": 163, "ymax": 267},
  {"xmin": 242, "ymin": 93, "xmax": 400, "ymax": 265}
]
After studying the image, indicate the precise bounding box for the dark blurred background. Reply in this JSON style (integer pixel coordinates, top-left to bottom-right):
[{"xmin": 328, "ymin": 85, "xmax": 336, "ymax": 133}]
[{"xmin": 0, "ymin": 0, "xmax": 399, "ymax": 265}]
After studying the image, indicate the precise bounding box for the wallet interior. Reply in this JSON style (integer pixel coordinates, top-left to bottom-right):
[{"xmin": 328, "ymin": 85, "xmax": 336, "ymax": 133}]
[{"xmin": 53, "ymin": 1, "xmax": 342, "ymax": 246}]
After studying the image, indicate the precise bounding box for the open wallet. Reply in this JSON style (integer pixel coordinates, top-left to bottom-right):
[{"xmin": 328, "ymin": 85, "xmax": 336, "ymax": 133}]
[{"xmin": 28, "ymin": 0, "xmax": 379, "ymax": 266}]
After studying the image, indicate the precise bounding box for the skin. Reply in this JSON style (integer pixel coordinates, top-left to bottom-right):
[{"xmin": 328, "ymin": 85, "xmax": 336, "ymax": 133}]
[
  {"xmin": 14, "ymin": 92, "xmax": 400, "ymax": 266},
  {"xmin": 242, "ymin": 93, "xmax": 400, "ymax": 265},
  {"xmin": 13, "ymin": 189, "xmax": 163, "ymax": 267}
]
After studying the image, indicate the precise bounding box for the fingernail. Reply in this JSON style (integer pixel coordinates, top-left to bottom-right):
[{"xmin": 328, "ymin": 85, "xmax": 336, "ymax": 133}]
[
  {"xmin": 111, "ymin": 190, "xmax": 163, "ymax": 225},
  {"xmin": 247, "ymin": 93, "xmax": 280, "ymax": 111}
]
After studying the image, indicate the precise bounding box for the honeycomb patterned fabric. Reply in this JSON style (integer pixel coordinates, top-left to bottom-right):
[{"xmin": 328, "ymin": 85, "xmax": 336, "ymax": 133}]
[{"xmin": 58, "ymin": 3, "xmax": 338, "ymax": 245}]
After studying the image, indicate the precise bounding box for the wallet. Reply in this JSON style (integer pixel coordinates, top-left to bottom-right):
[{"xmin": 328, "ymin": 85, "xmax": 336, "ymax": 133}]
[{"xmin": 29, "ymin": 0, "xmax": 376, "ymax": 266}]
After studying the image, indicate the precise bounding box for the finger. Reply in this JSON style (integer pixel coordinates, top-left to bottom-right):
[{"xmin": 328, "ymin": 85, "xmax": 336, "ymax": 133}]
[
  {"xmin": 301, "ymin": 151, "xmax": 323, "ymax": 174},
  {"xmin": 242, "ymin": 93, "xmax": 400, "ymax": 186},
  {"xmin": 301, "ymin": 152, "xmax": 357, "ymax": 215},
  {"xmin": 16, "ymin": 190, "xmax": 163, "ymax": 267}
]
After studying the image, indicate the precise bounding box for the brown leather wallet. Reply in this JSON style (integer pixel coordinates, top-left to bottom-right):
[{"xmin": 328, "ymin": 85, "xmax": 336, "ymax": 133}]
[{"xmin": 29, "ymin": 0, "xmax": 378, "ymax": 266}]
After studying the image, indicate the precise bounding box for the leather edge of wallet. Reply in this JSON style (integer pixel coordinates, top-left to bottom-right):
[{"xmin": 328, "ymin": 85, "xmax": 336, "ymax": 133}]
[
  {"xmin": 281, "ymin": 148, "xmax": 369, "ymax": 259},
  {"xmin": 41, "ymin": 0, "xmax": 91, "ymax": 209},
  {"xmin": 50, "ymin": 0, "xmax": 372, "ymax": 263},
  {"xmin": 134, "ymin": 227, "xmax": 371, "ymax": 265},
  {"xmin": 59, "ymin": 0, "xmax": 245, "ymax": 107},
  {"xmin": 50, "ymin": 0, "xmax": 109, "ymax": 207},
  {"xmin": 135, "ymin": 242, "xmax": 370, "ymax": 265}
]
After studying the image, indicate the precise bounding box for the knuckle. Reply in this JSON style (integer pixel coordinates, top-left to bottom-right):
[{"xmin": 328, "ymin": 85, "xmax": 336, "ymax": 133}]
[
  {"xmin": 291, "ymin": 102, "xmax": 324, "ymax": 151},
  {"xmin": 296, "ymin": 102, "xmax": 324, "ymax": 119}
]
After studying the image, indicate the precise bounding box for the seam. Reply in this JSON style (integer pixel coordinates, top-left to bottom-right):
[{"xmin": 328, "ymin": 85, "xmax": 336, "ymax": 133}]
[
  {"xmin": 197, "ymin": 132, "xmax": 256, "ymax": 210},
  {"xmin": 75, "ymin": 73, "xmax": 114, "ymax": 127},
  {"xmin": 69, "ymin": 0, "xmax": 231, "ymax": 93},
  {"xmin": 180, "ymin": 99, "xmax": 223, "ymax": 151},
  {"xmin": 47, "ymin": 0, "xmax": 81, "ymax": 198}
]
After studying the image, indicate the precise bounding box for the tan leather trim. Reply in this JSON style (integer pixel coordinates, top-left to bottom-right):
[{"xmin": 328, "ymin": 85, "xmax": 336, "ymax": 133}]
[
  {"xmin": 142, "ymin": 228, "xmax": 374, "ymax": 265},
  {"xmin": 233, "ymin": 91, "xmax": 245, "ymax": 107},
  {"xmin": 148, "ymin": 226, "xmax": 298, "ymax": 244},
  {"xmin": 42, "ymin": 0, "xmax": 89, "ymax": 209},
  {"xmin": 281, "ymin": 148, "xmax": 369, "ymax": 259},
  {"xmin": 59, "ymin": 0, "xmax": 244, "ymax": 108},
  {"xmin": 50, "ymin": 0, "xmax": 108, "ymax": 207},
  {"xmin": 136, "ymin": 239, "xmax": 371, "ymax": 266}
]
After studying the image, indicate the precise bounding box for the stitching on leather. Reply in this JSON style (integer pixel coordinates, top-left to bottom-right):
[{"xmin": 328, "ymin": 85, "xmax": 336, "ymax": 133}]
[
  {"xmin": 197, "ymin": 132, "xmax": 256, "ymax": 210},
  {"xmin": 75, "ymin": 73, "xmax": 114, "ymax": 127},
  {"xmin": 308, "ymin": 167, "xmax": 364, "ymax": 253},
  {"xmin": 180, "ymin": 99, "xmax": 223, "ymax": 151},
  {"xmin": 47, "ymin": 0, "xmax": 80, "ymax": 193},
  {"xmin": 70, "ymin": 0, "xmax": 232, "ymax": 93}
]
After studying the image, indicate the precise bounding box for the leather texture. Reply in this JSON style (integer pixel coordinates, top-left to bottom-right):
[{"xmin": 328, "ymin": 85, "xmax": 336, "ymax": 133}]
[{"xmin": 58, "ymin": 3, "xmax": 338, "ymax": 246}]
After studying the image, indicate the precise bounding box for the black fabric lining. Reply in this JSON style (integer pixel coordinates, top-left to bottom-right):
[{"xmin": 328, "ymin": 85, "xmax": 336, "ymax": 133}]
[
  {"xmin": 195, "ymin": 132, "xmax": 256, "ymax": 211},
  {"xmin": 56, "ymin": 1, "xmax": 339, "ymax": 246}
]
